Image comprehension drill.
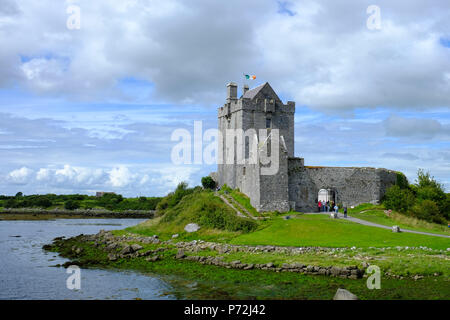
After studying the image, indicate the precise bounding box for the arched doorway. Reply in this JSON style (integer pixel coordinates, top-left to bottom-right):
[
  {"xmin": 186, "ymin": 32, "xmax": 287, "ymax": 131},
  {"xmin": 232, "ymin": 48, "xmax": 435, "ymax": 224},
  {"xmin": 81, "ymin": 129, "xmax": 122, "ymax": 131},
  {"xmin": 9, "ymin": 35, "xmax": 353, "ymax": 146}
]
[{"xmin": 318, "ymin": 189, "xmax": 336, "ymax": 203}]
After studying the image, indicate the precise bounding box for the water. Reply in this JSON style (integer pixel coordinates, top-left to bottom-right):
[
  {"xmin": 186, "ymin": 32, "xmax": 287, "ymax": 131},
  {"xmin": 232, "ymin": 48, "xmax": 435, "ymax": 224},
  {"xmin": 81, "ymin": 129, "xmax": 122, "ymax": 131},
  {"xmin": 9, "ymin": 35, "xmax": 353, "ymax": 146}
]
[{"xmin": 0, "ymin": 218, "xmax": 176, "ymax": 300}]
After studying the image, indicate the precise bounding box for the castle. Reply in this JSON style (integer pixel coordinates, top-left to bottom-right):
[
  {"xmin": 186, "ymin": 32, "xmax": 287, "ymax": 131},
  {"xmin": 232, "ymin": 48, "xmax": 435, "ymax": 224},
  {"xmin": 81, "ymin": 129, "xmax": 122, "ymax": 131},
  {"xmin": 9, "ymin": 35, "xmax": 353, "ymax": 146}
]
[{"xmin": 213, "ymin": 82, "xmax": 397, "ymax": 212}]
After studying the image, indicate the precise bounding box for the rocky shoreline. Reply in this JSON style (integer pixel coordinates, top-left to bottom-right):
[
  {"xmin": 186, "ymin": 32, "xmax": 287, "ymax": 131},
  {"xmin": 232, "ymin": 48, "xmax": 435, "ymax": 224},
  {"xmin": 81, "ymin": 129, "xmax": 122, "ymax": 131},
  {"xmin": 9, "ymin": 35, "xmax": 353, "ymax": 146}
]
[{"xmin": 46, "ymin": 230, "xmax": 365, "ymax": 280}]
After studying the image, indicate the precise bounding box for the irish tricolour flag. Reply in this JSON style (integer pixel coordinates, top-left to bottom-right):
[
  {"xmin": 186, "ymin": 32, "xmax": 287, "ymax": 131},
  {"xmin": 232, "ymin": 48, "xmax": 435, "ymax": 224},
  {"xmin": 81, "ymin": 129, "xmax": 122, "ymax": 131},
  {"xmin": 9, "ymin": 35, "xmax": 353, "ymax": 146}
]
[{"xmin": 244, "ymin": 74, "xmax": 256, "ymax": 80}]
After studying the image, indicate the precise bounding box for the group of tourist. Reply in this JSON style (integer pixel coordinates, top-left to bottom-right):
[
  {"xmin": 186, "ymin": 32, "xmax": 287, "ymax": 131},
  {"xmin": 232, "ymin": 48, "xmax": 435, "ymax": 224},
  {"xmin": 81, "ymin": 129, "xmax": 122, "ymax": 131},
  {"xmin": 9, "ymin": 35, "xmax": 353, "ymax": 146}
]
[{"xmin": 317, "ymin": 200, "xmax": 348, "ymax": 218}]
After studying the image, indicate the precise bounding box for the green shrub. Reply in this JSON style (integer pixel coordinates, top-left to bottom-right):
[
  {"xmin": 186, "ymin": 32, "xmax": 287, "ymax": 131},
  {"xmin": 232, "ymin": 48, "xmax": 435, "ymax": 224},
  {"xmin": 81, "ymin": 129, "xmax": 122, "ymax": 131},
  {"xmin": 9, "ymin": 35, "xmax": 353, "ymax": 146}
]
[
  {"xmin": 35, "ymin": 198, "xmax": 52, "ymax": 208},
  {"xmin": 4, "ymin": 199, "xmax": 17, "ymax": 208},
  {"xmin": 201, "ymin": 176, "xmax": 216, "ymax": 190},
  {"xmin": 64, "ymin": 200, "xmax": 80, "ymax": 210},
  {"xmin": 412, "ymin": 200, "xmax": 446, "ymax": 224},
  {"xmin": 167, "ymin": 182, "xmax": 196, "ymax": 208},
  {"xmin": 383, "ymin": 185, "xmax": 415, "ymax": 213},
  {"xmin": 396, "ymin": 172, "xmax": 409, "ymax": 189}
]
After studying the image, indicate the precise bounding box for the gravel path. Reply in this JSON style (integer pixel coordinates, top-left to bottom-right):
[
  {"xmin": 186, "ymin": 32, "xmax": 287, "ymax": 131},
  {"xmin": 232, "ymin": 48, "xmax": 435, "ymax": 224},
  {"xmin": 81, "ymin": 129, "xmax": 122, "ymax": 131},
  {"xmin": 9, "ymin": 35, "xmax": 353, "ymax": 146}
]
[{"xmin": 303, "ymin": 212, "xmax": 450, "ymax": 239}]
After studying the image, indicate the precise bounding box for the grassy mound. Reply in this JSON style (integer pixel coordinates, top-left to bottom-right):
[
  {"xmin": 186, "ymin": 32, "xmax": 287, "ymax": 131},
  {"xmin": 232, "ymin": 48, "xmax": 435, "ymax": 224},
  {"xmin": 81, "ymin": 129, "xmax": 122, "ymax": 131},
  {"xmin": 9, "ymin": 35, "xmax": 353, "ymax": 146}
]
[{"xmin": 122, "ymin": 190, "xmax": 258, "ymax": 241}]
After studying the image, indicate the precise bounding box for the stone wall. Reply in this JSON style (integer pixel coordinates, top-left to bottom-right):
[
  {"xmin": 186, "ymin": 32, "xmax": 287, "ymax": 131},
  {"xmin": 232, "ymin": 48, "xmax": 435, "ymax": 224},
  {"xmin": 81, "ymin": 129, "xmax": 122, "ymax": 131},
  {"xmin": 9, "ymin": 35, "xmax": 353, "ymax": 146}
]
[{"xmin": 288, "ymin": 163, "xmax": 397, "ymax": 212}]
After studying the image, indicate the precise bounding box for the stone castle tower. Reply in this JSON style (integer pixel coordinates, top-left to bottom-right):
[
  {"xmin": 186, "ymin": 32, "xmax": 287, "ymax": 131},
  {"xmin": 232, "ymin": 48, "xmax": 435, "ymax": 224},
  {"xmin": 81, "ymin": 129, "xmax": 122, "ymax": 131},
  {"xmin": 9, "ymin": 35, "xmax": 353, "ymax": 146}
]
[{"xmin": 214, "ymin": 82, "xmax": 397, "ymax": 212}]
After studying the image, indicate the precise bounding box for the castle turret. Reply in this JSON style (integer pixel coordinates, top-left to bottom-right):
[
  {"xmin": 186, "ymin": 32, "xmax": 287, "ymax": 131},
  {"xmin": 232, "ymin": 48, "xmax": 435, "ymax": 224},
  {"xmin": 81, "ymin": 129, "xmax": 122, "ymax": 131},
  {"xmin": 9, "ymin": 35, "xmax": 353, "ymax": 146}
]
[
  {"xmin": 226, "ymin": 82, "xmax": 237, "ymax": 103},
  {"xmin": 243, "ymin": 84, "xmax": 249, "ymax": 95}
]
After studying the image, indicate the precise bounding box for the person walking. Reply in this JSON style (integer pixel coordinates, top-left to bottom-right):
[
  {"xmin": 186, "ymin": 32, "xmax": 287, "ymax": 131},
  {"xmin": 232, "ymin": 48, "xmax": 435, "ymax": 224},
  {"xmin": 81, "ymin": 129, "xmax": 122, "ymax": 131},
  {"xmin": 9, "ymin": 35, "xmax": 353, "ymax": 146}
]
[
  {"xmin": 343, "ymin": 206, "xmax": 348, "ymax": 218},
  {"xmin": 334, "ymin": 204, "xmax": 338, "ymax": 213},
  {"xmin": 318, "ymin": 201, "xmax": 322, "ymax": 212}
]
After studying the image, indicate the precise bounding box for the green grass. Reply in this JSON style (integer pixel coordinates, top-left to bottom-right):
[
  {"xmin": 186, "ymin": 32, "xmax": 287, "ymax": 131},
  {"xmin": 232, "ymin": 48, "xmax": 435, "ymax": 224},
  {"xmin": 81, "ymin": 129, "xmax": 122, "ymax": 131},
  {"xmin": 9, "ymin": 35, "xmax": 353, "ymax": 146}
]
[
  {"xmin": 349, "ymin": 204, "xmax": 450, "ymax": 236},
  {"xmin": 230, "ymin": 215, "xmax": 450, "ymax": 250},
  {"xmin": 220, "ymin": 188, "xmax": 260, "ymax": 217}
]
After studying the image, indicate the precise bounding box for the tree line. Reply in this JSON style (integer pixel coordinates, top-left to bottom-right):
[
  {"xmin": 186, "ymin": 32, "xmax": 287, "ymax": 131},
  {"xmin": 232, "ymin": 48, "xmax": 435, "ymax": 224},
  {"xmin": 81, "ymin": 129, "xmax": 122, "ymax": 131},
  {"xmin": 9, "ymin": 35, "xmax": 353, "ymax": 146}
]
[
  {"xmin": 383, "ymin": 169, "xmax": 450, "ymax": 224},
  {"xmin": 0, "ymin": 193, "xmax": 162, "ymax": 211}
]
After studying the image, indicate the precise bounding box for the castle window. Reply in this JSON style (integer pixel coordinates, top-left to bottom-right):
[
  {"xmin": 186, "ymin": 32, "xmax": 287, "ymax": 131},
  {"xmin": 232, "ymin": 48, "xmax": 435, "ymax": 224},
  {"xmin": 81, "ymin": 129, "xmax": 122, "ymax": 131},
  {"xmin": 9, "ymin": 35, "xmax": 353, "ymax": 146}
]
[
  {"xmin": 243, "ymin": 167, "xmax": 246, "ymax": 175},
  {"xmin": 266, "ymin": 118, "xmax": 271, "ymax": 128}
]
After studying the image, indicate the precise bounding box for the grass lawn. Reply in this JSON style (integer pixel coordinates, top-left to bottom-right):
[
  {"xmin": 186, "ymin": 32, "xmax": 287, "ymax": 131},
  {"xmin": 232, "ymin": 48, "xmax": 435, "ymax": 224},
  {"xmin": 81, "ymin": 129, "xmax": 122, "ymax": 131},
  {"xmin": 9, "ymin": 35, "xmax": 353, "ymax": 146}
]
[{"xmin": 230, "ymin": 214, "xmax": 450, "ymax": 250}]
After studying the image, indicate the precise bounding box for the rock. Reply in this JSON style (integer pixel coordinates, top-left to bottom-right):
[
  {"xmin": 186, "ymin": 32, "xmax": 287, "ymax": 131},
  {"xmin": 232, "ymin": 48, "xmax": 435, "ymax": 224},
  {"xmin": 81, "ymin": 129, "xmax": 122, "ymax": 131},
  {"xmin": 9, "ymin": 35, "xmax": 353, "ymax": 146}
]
[
  {"xmin": 175, "ymin": 249, "xmax": 186, "ymax": 259},
  {"xmin": 146, "ymin": 255, "xmax": 160, "ymax": 262},
  {"xmin": 106, "ymin": 243, "xmax": 120, "ymax": 251},
  {"xmin": 243, "ymin": 264, "xmax": 254, "ymax": 270},
  {"xmin": 231, "ymin": 260, "xmax": 241, "ymax": 266},
  {"xmin": 318, "ymin": 268, "xmax": 327, "ymax": 275},
  {"xmin": 172, "ymin": 234, "xmax": 179, "ymax": 239},
  {"xmin": 130, "ymin": 244, "xmax": 143, "ymax": 252},
  {"xmin": 292, "ymin": 262, "xmax": 306, "ymax": 269},
  {"xmin": 266, "ymin": 262, "xmax": 274, "ymax": 268},
  {"xmin": 120, "ymin": 245, "xmax": 133, "ymax": 255},
  {"xmin": 330, "ymin": 266, "xmax": 341, "ymax": 276},
  {"xmin": 333, "ymin": 288, "xmax": 358, "ymax": 300},
  {"xmin": 392, "ymin": 226, "xmax": 401, "ymax": 233},
  {"xmin": 184, "ymin": 223, "xmax": 200, "ymax": 233},
  {"xmin": 107, "ymin": 253, "xmax": 117, "ymax": 261},
  {"xmin": 142, "ymin": 250, "xmax": 153, "ymax": 256}
]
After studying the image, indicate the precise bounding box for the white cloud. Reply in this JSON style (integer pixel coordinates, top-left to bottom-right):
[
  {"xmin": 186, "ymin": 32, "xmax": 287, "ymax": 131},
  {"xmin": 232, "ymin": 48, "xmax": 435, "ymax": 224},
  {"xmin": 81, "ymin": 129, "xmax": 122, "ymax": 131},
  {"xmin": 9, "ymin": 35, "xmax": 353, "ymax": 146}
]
[
  {"xmin": 108, "ymin": 165, "xmax": 134, "ymax": 188},
  {"xmin": 8, "ymin": 167, "xmax": 33, "ymax": 185},
  {"xmin": 36, "ymin": 168, "xmax": 50, "ymax": 181},
  {"xmin": 0, "ymin": 0, "xmax": 447, "ymax": 111}
]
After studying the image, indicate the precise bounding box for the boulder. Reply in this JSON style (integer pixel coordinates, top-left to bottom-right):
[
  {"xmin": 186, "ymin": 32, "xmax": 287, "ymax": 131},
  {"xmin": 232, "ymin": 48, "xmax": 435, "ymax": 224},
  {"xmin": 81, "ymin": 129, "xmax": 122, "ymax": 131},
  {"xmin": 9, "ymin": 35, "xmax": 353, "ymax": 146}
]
[
  {"xmin": 146, "ymin": 255, "xmax": 160, "ymax": 262},
  {"xmin": 131, "ymin": 244, "xmax": 143, "ymax": 252},
  {"xmin": 120, "ymin": 245, "xmax": 133, "ymax": 255},
  {"xmin": 107, "ymin": 253, "xmax": 117, "ymax": 261},
  {"xmin": 184, "ymin": 223, "xmax": 200, "ymax": 233},
  {"xmin": 333, "ymin": 288, "xmax": 358, "ymax": 300},
  {"xmin": 175, "ymin": 249, "xmax": 186, "ymax": 259}
]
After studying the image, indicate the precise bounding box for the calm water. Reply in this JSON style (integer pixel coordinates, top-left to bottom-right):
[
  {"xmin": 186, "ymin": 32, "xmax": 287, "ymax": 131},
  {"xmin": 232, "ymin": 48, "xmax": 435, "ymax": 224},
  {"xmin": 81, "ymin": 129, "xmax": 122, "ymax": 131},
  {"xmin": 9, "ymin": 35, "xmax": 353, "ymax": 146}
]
[{"xmin": 0, "ymin": 218, "xmax": 176, "ymax": 300}]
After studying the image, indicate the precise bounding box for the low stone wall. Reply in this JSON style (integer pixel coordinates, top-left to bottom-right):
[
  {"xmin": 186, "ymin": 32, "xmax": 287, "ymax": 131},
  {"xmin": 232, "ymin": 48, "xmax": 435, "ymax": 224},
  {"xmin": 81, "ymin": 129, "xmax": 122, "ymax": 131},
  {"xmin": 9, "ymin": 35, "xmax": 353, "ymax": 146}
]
[{"xmin": 177, "ymin": 252, "xmax": 363, "ymax": 279}]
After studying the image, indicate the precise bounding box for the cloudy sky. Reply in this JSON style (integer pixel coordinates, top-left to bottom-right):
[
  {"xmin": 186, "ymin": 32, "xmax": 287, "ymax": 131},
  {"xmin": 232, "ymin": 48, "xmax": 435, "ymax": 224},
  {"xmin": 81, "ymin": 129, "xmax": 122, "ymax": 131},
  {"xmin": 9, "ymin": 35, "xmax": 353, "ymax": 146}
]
[{"xmin": 0, "ymin": 0, "xmax": 449, "ymax": 196}]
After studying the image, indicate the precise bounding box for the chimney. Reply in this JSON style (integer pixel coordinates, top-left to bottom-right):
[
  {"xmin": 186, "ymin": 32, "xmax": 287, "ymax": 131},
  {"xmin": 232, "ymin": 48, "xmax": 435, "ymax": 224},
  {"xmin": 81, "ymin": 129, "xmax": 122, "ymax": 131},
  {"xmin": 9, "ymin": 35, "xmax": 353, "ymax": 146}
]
[
  {"xmin": 226, "ymin": 82, "xmax": 237, "ymax": 102},
  {"xmin": 243, "ymin": 84, "xmax": 249, "ymax": 95}
]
